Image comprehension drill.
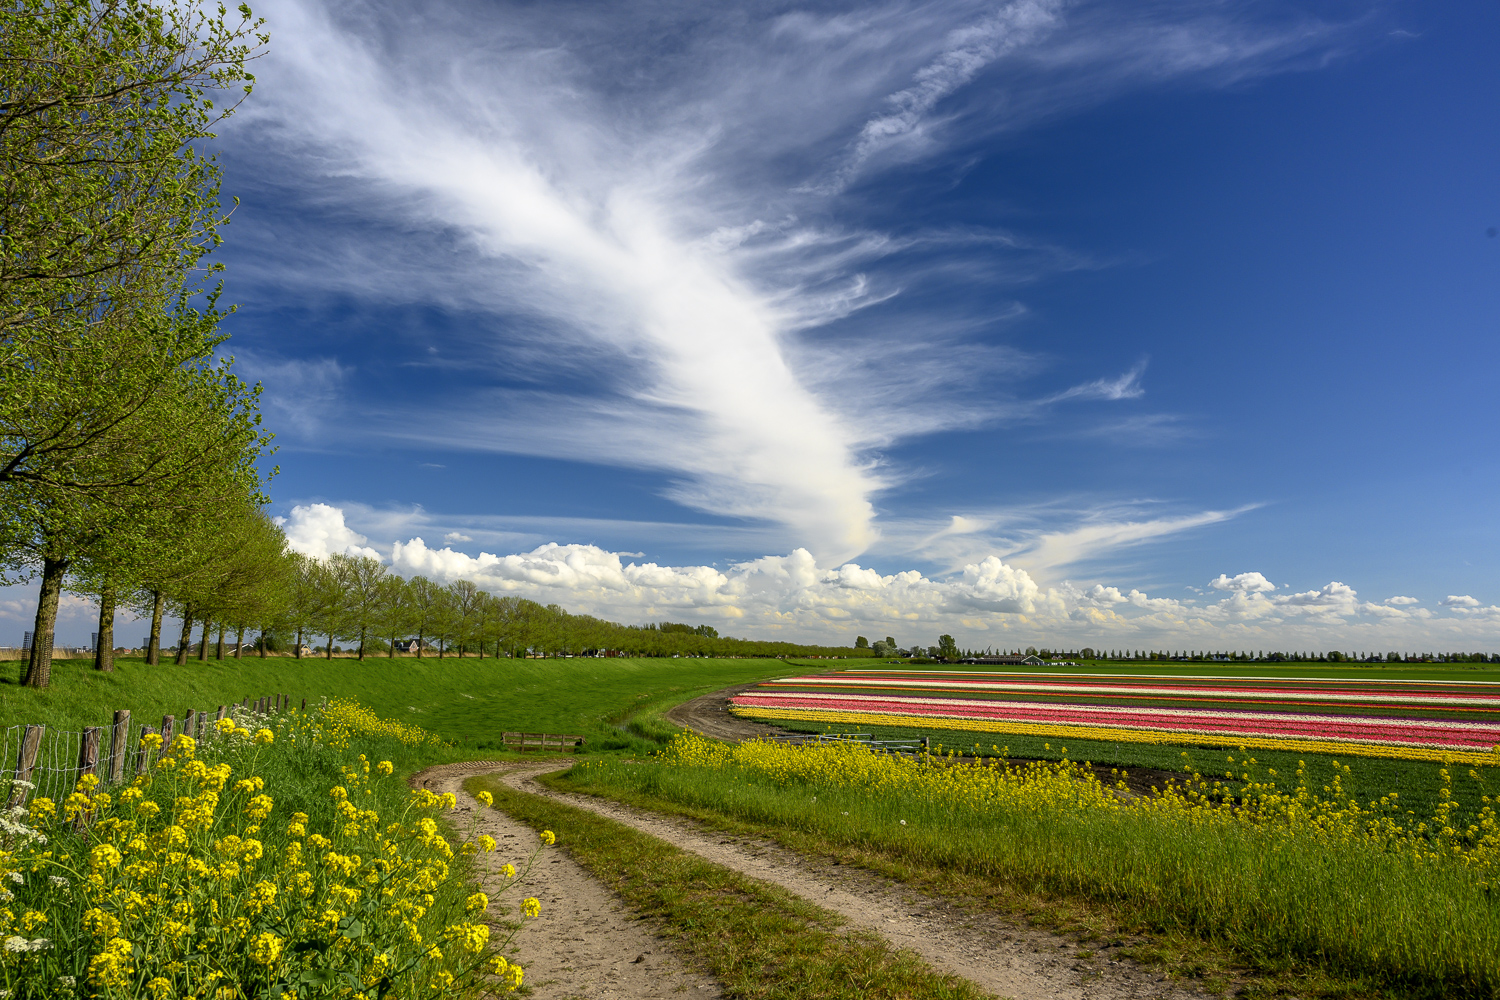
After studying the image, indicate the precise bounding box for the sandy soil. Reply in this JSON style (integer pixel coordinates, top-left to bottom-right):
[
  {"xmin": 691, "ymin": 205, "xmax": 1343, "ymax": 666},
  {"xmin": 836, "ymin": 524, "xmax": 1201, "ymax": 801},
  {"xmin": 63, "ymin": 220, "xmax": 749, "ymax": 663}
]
[
  {"xmin": 664, "ymin": 682, "xmax": 791, "ymax": 742},
  {"xmin": 413, "ymin": 763, "xmax": 724, "ymax": 999},
  {"xmin": 438, "ymin": 761, "xmax": 1215, "ymax": 1000}
]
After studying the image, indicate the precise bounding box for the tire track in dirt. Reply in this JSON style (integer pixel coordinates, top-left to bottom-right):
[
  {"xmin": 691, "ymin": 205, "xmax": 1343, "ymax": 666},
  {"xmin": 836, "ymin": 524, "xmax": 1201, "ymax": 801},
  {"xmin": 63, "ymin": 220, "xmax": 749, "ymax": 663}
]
[
  {"xmin": 414, "ymin": 763, "xmax": 724, "ymax": 1000},
  {"xmin": 477, "ymin": 762, "xmax": 1214, "ymax": 1000}
]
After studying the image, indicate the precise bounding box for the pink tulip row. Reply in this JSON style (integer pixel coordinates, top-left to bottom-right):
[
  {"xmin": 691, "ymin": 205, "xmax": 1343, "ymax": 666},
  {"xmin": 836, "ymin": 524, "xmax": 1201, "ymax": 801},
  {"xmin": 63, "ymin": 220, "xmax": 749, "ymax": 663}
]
[{"xmin": 732, "ymin": 690, "xmax": 1500, "ymax": 751}]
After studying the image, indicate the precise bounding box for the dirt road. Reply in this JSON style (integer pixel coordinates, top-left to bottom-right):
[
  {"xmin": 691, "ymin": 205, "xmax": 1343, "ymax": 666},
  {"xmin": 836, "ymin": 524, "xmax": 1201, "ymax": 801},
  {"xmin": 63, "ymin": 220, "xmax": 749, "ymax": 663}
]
[{"xmin": 438, "ymin": 761, "xmax": 1212, "ymax": 1000}]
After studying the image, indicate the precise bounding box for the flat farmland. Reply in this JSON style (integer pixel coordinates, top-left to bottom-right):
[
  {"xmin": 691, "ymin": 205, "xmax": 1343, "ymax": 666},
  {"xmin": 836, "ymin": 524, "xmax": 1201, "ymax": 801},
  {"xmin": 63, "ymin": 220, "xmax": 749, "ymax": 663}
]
[
  {"xmin": 731, "ymin": 664, "xmax": 1500, "ymax": 825},
  {"xmin": 733, "ymin": 667, "xmax": 1500, "ymax": 764}
]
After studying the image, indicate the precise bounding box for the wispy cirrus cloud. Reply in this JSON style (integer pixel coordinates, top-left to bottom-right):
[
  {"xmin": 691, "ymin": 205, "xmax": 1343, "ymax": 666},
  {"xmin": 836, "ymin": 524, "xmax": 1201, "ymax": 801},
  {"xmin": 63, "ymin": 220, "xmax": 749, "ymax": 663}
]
[{"xmin": 231, "ymin": 0, "xmax": 1383, "ymax": 565}]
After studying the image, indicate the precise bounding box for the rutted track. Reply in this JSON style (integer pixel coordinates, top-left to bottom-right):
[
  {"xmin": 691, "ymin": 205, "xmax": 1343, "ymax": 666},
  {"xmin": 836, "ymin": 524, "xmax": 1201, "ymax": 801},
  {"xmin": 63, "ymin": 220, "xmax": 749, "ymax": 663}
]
[
  {"xmin": 413, "ymin": 763, "xmax": 724, "ymax": 999},
  {"xmin": 451, "ymin": 761, "xmax": 1213, "ymax": 1000}
]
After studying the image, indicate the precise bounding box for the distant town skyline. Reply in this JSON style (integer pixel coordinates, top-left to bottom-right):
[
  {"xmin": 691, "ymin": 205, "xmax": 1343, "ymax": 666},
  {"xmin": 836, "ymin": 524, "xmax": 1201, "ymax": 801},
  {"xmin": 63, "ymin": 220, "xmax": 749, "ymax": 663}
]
[{"xmin": 4, "ymin": 0, "xmax": 1497, "ymax": 650}]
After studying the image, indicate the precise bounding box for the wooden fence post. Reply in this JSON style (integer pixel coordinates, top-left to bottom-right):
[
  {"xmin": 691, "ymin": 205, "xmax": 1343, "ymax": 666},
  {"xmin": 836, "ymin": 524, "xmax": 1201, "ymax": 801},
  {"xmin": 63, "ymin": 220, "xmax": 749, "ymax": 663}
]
[
  {"xmin": 135, "ymin": 726, "xmax": 156, "ymax": 775},
  {"xmin": 9, "ymin": 725, "xmax": 44, "ymax": 807},
  {"xmin": 160, "ymin": 715, "xmax": 175, "ymax": 746},
  {"xmin": 77, "ymin": 727, "xmax": 101, "ymax": 782},
  {"xmin": 108, "ymin": 711, "xmax": 130, "ymax": 784},
  {"xmin": 196, "ymin": 711, "xmax": 208, "ymax": 740},
  {"xmin": 182, "ymin": 710, "xmax": 196, "ymax": 740}
]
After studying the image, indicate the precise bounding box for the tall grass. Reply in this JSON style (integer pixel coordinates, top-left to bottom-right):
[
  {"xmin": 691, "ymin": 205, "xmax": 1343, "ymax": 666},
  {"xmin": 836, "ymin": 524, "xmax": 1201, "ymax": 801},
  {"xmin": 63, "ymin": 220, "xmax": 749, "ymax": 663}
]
[{"xmin": 563, "ymin": 734, "xmax": 1500, "ymax": 997}]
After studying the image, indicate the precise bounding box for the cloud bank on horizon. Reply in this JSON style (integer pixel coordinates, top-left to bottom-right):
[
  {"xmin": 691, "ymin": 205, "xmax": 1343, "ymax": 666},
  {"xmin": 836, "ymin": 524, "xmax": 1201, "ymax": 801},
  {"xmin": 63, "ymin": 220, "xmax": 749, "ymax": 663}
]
[{"xmin": 267, "ymin": 503, "xmax": 1500, "ymax": 650}]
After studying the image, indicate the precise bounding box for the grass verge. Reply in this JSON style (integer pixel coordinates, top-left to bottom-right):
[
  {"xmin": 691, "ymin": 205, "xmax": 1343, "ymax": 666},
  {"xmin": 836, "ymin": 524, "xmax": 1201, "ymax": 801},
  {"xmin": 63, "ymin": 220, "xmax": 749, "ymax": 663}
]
[
  {"xmin": 465, "ymin": 773, "xmax": 997, "ymax": 1000},
  {"xmin": 555, "ymin": 739, "xmax": 1500, "ymax": 1000}
]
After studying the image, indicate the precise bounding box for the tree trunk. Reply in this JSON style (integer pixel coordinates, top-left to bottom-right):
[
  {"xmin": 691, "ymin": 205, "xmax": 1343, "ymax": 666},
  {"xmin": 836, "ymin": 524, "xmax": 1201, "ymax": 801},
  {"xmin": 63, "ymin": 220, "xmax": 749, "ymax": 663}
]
[
  {"xmin": 175, "ymin": 610, "xmax": 194, "ymax": 665},
  {"xmin": 23, "ymin": 556, "xmax": 68, "ymax": 688},
  {"xmin": 215, "ymin": 625, "xmax": 225, "ymax": 660},
  {"xmin": 258, "ymin": 631, "xmax": 266, "ymax": 658},
  {"xmin": 439, "ymin": 638, "xmax": 445, "ymax": 659},
  {"xmin": 358, "ymin": 626, "xmax": 366, "ymax": 661},
  {"xmin": 478, "ymin": 640, "xmax": 484, "ymax": 659},
  {"xmin": 295, "ymin": 628, "xmax": 303, "ymax": 659},
  {"xmin": 416, "ymin": 632, "xmax": 423, "ymax": 659},
  {"xmin": 325, "ymin": 634, "xmax": 333, "ymax": 658},
  {"xmin": 389, "ymin": 633, "xmax": 396, "ymax": 658},
  {"xmin": 147, "ymin": 591, "xmax": 165, "ymax": 665},
  {"xmin": 235, "ymin": 627, "xmax": 245, "ymax": 659},
  {"xmin": 197, "ymin": 621, "xmax": 210, "ymax": 661},
  {"xmin": 93, "ymin": 586, "xmax": 116, "ymax": 672}
]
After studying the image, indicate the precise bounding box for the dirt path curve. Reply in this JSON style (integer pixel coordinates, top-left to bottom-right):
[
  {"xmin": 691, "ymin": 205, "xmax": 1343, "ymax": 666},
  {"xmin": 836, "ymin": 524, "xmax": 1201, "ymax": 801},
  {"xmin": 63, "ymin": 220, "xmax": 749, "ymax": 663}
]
[
  {"xmin": 484, "ymin": 762, "xmax": 1212, "ymax": 1000},
  {"xmin": 664, "ymin": 681, "xmax": 789, "ymax": 742},
  {"xmin": 413, "ymin": 763, "xmax": 724, "ymax": 1000}
]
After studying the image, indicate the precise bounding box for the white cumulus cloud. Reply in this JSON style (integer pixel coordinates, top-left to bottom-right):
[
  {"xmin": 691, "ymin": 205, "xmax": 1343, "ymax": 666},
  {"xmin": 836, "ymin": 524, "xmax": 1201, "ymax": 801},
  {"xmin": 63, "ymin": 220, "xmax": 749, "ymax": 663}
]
[
  {"xmin": 1209, "ymin": 572, "xmax": 1277, "ymax": 594},
  {"xmin": 274, "ymin": 503, "xmax": 385, "ymax": 561},
  {"xmin": 1441, "ymin": 595, "xmax": 1481, "ymax": 608}
]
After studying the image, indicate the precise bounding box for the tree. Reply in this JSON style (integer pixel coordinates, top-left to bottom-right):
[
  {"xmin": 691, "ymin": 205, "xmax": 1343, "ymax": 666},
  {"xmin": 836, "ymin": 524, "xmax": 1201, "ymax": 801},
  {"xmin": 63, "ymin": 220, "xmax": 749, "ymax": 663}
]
[
  {"xmin": 937, "ymin": 634, "xmax": 959, "ymax": 660},
  {"xmin": 406, "ymin": 577, "xmax": 441, "ymax": 658},
  {"xmin": 1, "ymin": 0, "xmax": 265, "ymax": 348},
  {"xmin": 446, "ymin": 579, "xmax": 481, "ymax": 656},
  {"xmin": 374, "ymin": 576, "xmax": 413, "ymax": 658},
  {"xmin": 854, "ymin": 636, "xmax": 869, "ymax": 648},
  {"xmin": 332, "ymin": 553, "xmax": 386, "ymax": 660}
]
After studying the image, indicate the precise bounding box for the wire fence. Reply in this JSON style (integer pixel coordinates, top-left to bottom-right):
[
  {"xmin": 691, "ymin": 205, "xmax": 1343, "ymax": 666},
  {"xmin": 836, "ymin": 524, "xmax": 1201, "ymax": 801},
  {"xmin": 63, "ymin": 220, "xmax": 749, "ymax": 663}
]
[
  {"xmin": 764, "ymin": 731, "xmax": 929, "ymax": 755},
  {"xmin": 1, "ymin": 693, "xmax": 308, "ymax": 806}
]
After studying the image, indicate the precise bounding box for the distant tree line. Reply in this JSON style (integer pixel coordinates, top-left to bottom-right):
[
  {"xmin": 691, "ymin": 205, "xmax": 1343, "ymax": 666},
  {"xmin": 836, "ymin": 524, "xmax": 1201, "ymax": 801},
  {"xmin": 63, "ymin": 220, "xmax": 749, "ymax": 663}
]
[
  {"xmin": 149, "ymin": 551, "xmax": 878, "ymax": 662},
  {"xmin": 1, "ymin": 0, "xmax": 273, "ymax": 689}
]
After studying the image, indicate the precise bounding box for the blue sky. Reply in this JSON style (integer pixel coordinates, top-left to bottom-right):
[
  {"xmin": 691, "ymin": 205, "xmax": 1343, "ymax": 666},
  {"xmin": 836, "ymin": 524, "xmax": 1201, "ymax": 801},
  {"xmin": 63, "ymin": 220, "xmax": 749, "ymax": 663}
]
[{"xmin": 9, "ymin": 0, "xmax": 1498, "ymax": 650}]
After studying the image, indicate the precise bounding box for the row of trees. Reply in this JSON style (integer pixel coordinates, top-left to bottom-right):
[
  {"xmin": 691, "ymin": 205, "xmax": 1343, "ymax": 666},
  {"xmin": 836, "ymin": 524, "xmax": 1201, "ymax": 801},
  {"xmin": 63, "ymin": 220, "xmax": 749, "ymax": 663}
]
[
  {"xmin": 149, "ymin": 550, "xmax": 880, "ymax": 662},
  {"xmin": 2, "ymin": 0, "xmax": 275, "ymax": 687}
]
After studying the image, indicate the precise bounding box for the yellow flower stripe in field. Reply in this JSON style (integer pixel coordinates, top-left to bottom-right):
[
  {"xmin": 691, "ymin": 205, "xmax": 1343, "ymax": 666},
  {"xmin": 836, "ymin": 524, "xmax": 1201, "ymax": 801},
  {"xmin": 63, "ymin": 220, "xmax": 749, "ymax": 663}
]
[
  {"xmin": 733, "ymin": 706, "xmax": 1500, "ymax": 767},
  {"xmin": 656, "ymin": 731, "xmax": 1500, "ymax": 876},
  {"xmin": 322, "ymin": 697, "xmax": 451, "ymax": 747}
]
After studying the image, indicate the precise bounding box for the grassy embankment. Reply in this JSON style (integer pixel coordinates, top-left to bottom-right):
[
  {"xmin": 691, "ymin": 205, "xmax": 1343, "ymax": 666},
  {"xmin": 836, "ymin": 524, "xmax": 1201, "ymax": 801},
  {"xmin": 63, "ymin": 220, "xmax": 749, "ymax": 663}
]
[
  {"xmin": 555, "ymin": 733, "xmax": 1500, "ymax": 999},
  {"xmin": 0, "ymin": 654, "xmax": 800, "ymax": 752}
]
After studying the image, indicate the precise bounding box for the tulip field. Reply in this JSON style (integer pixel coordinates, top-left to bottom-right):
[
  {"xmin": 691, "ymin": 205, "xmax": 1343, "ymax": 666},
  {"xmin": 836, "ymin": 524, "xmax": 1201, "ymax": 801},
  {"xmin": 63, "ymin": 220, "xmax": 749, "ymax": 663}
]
[{"xmin": 730, "ymin": 668, "xmax": 1500, "ymax": 766}]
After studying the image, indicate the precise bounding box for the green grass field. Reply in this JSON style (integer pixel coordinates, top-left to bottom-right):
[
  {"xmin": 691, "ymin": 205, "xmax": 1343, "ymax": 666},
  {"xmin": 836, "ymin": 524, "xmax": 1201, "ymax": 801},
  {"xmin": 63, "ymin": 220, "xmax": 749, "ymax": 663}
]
[{"xmin": 0, "ymin": 653, "xmax": 800, "ymax": 753}]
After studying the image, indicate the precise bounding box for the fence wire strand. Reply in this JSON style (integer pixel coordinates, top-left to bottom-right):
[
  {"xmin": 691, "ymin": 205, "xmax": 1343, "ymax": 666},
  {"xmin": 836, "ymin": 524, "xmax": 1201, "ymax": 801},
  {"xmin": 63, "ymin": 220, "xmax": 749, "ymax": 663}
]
[{"xmin": 2, "ymin": 696, "xmax": 294, "ymax": 805}]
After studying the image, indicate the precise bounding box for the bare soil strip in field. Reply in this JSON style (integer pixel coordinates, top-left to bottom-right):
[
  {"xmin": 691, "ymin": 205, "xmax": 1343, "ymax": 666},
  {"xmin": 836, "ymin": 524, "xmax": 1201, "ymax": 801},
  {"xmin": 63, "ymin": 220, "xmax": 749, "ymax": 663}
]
[
  {"xmin": 413, "ymin": 763, "xmax": 725, "ymax": 1000},
  {"xmin": 466, "ymin": 760, "xmax": 1211, "ymax": 1000}
]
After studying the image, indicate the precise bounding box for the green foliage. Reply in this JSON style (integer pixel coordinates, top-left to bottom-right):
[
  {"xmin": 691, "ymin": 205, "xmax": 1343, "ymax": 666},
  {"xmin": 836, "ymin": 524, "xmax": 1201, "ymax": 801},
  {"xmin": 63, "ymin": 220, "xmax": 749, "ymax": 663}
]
[{"xmin": 0, "ymin": 654, "xmax": 805, "ymax": 752}]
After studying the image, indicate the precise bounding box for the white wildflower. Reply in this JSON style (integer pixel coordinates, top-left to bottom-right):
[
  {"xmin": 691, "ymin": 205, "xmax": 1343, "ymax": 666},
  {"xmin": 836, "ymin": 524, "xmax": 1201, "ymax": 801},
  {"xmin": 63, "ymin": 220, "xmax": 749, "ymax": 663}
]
[
  {"xmin": 7, "ymin": 872, "xmax": 21, "ymax": 884},
  {"xmin": 47, "ymin": 876, "xmax": 68, "ymax": 888}
]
